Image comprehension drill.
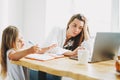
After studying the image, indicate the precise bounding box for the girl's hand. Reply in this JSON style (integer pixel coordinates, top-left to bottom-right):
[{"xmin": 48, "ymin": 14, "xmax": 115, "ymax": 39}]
[{"xmin": 28, "ymin": 45, "xmax": 40, "ymax": 54}]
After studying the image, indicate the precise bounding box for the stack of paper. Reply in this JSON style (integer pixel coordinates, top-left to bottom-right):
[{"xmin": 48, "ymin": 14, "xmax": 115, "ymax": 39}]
[{"xmin": 25, "ymin": 53, "xmax": 64, "ymax": 61}]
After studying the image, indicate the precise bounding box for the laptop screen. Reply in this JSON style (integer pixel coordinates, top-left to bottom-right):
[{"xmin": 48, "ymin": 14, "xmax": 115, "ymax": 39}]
[{"xmin": 89, "ymin": 32, "xmax": 120, "ymax": 63}]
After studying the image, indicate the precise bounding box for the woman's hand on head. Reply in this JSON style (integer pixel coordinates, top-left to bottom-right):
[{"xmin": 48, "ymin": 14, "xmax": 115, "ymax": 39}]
[
  {"xmin": 83, "ymin": 24, "xmax": 88, "ymax": 32},
  {"xmin": 83, "ymin": 23, "xmax": 90, "ymax": 40}
]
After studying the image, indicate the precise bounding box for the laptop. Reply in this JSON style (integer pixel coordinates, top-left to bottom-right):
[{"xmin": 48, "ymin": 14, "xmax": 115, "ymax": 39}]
[{"xmin": 89, "ymin": 32, "xmax": 120, "ymax": 63}]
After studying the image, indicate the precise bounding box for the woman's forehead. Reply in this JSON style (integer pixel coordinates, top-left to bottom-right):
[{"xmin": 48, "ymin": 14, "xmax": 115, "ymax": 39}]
[{"xmin": 72, "ymin": 18, "xmax": 84, "ymax": 27}]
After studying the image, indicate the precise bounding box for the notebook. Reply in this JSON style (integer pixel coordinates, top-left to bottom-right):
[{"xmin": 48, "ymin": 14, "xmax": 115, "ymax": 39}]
[
  {"xmin": 89, "ymin": 32, "xmax": 120, "ymax": 63},
  {"xmin": 25, "ymin": 53, "xmax": 64, "ymax": 61}
]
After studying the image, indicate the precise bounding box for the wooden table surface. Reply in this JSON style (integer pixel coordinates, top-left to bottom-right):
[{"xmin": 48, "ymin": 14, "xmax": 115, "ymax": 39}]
[{"xmin": 11, "ymin": 57, "xmax": 120, "ymax": 80}]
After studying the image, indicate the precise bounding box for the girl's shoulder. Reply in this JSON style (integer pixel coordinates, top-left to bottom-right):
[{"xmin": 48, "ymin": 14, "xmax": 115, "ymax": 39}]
[{"xmin": 7, "ymin": 48, "xmax": 16, "ymax": 55}]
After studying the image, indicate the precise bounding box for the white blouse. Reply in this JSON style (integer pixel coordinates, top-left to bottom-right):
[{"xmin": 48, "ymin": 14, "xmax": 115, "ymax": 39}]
[{"xmin": 43, "ymin": 27, "xmax": 91, "ymax": 55}]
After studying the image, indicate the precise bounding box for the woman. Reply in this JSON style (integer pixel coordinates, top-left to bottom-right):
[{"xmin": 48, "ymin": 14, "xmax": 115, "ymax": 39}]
[
  {"xmin": 45, "ymin": 13, "xmax": 90, "ymax": 56},
  {"xmin": 38, "ymin": 13, "xmax": 90, "ymax": 80}
]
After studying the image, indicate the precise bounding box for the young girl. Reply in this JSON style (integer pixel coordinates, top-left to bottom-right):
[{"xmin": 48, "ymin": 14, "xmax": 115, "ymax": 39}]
[{"xmin": 0, "ymin": 26, "xmax": 40, "ymax": 80}]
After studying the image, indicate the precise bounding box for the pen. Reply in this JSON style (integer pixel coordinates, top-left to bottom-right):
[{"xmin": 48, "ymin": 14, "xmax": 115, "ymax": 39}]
[
  {"xmin": 28, "ymin": 41, "xmax": 34, "ymax": 45},
  {"xmin": 28, "ymin": 41, "xmax": 42, "ymax": 51}
]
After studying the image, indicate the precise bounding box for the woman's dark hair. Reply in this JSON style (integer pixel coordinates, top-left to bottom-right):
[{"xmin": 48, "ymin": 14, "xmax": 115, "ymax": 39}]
[{"xmin": 66, "ymin": 13, "xmax": 89, "ymax": 50}]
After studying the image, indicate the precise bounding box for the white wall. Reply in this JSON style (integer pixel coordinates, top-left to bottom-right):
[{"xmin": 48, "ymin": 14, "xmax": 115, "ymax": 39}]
[
  {"xmin": 0, "ymin": 0, "xmax": 119, "ymax": 46},
  {"xmin": 74, "ymin": 0, "xmax": 111, "ymax": 34},
  {"xmin": 45, "ymin": 0, "xmax": 73, "ymax": 38},
  {"xmin": 0, "ymin": 0, "xmax": 8, "ymax": 43},
  {"xmin": 111, "ymin": 0, "xmax": 119, "ymax": 32},
  {"xmin": 119, "ymin": 0, "xmax": 120, "ymax": 30},
  {"xmin": 45, "ymin": 0, "xmax": 113, "ymax": 37},
  {"xmin": 0, "ymin": 0, "xmax": 24, "ymax": 43},
  {"xmin": 23, "ymin": 0, "xmax": 46, "ymax": 45},
  {"xmin": 8, "ymin": 0, "xmax": 24, "ymax": 32},
  {"xmin": 0, "ymin": 0, "xmax": 3, "ymax": 42},
  {"xmin": 0, "ymin": 0, "xmax": 46, "ymax": 46}
]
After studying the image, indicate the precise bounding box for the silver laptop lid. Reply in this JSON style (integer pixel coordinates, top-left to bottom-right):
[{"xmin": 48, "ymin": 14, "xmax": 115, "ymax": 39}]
[{"xmin": 89, "ymin": 32, "xmax": 120, "ymax": 63}]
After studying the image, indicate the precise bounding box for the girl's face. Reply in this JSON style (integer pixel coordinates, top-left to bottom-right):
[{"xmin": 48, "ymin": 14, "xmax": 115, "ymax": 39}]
[
  {"xmin": 15, "ymin": 33, "xmax": 24, "ymax": 49},
  {"xmin": 67, "ymin": 18, "xmax": 84, "ymax": 38}
]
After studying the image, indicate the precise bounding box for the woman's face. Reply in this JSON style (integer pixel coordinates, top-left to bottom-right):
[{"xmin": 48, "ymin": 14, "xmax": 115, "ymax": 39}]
[
  {"xmin": 67, "ymin": 18, "xmax": 84, "ymax": 38},
  {"xmin": 15, "ymin": 33, "xmax": 24, "ymax": 49}
]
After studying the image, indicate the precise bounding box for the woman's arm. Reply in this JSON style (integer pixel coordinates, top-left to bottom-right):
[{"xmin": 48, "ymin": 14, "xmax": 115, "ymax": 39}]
[
  {"xmin": 63, "ymin": 51, "xmax": 74, "ymax": 57},
  {"xmin": 39, "ymin": 44, "xmax": 57, "ymax": 53},
  {"xmin": 63, "ymin": 47, "xmax": 83, "ymax": 57}
]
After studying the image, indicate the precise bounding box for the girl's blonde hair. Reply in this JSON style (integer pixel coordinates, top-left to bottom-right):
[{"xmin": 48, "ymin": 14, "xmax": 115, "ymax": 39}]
[{"xmin": 0, "ymin": 26, "xmax": 19, "ymax": 79}]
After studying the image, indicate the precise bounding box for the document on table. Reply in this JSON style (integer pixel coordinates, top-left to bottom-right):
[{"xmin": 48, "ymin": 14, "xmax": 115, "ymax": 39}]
[{"xmin": 25, "ymin": 53, "xmax": 64, "ymax": 61}]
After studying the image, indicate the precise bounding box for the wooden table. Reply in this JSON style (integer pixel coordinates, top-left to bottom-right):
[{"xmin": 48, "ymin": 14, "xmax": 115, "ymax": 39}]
[{"xmin": 11, "ymin": 57, "xmax": 120, "ymax": 80}]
